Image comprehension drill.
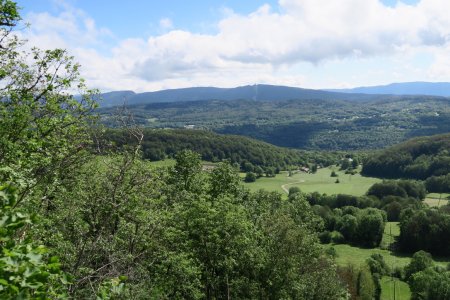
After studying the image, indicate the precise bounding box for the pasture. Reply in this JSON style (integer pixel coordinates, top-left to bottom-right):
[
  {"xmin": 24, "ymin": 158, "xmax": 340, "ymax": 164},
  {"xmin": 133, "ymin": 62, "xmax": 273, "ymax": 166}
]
[
  {"xmin": 380, "ymin": 276, "xmax": 411, "ymax": 300},
  {"xmin": 243, "ymin": 167, "xmax": 381, "ymax": 196},
  {"xmin": 424, "ymin": 192, "xmax": 450, "ymax": 207}
]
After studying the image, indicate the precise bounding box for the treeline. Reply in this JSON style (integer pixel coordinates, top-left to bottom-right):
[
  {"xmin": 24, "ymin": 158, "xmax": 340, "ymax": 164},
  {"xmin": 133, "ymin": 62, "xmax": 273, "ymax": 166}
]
[
  {"xmin": 399, "ymin": 207, "xmax": 450, "ymax": 256},
  {"xmin": 362, "ymin": 133, "xmax": 450, "ymax": 193},
  {"xmin": 301, "ymin": 179, "xmax": 430, "ymax": 243},
  {"xmin": 303, "ymin": 177, "xmax": 450, "ymax": 258},
  {"xmin": 98, "ymin": 91, "xmax": 450, "ymax": 151},
  {"xmin": 104, "ymin": 128, "xmax": 342, "ymax": 171}
]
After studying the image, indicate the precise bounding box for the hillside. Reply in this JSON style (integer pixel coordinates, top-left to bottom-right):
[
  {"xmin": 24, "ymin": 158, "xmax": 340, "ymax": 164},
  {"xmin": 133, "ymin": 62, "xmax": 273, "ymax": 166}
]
[
  {"xmin": 99, "ymin": 96, "xmax": 450, "ymax": 150},
  {"xmin": 97, "ymin": 84, "xmax": 383, "ymax": 107},
  {"xmin": 105, "ymin": 128, "xmax": 341, "ymax": 170},
  {"xmin": 361, "ymin": 133, "xmax": 450, "ymax": 181},
  {"xmin": 329, "ymin": 82, "xmax": 450, "ymax": 97}
]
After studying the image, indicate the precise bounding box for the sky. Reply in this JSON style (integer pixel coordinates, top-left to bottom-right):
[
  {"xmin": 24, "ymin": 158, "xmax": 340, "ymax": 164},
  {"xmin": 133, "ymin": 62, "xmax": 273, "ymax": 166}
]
[{"xmin": 16, "ymin": 0, "xmax": 450, "ymax": 92}]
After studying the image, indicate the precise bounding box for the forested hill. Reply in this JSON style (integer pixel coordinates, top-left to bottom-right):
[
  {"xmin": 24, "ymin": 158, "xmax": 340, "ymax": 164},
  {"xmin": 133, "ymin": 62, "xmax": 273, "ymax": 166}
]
[
  {"xmin": 361, "ymin": 133, "xmax": 450, "ymax": 180},
  {"xmin": 105, "ymin": 128, "xmax": 341, "ymax": 170},
  {"xmin": 97, "ymin": 84, "xmax": 382, "ymax": 107},
  {"xmin": 99, "ymin": 96, "xmax": 450, "ymax": 150}
]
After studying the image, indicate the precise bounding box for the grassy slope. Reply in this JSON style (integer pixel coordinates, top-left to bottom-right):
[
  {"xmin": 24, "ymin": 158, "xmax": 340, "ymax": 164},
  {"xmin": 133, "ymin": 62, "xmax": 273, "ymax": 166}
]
[
  {"xmin": 243, "ymin": 167, "xmax": 381, "ymax": 196},
  {"xmin": 381, "ymin": 276, "xmax": 411, "ymax": 300}
]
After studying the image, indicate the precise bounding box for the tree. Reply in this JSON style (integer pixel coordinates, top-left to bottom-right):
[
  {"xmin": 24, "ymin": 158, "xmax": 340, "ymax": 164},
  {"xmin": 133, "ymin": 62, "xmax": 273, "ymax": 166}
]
[
  {"xmin": 0, "ymin": 185, "xmax": 68, "ymax": 298},
  {"xmin": 170, "ymin": 150, "xmax": 203, "ymax": 192},
  {"xmin": 366, "ymin": 254, "xmax": 390, "ymax": 276},
  {"xmin": 410, "ymin": 268, "xmax": 450, "ymax": 300},
  {"xmin": 209, "ymin": 161, "xmax": 241, "ymax": 198},
  {"xmin": 405, "ymin": 250, "xmax": 434, "ymax": 282},
  {"xmin": 0, "ymin": 0, "xmax": 97, "ymax": 207},
  {"xmin": 244, "ymin": 172, "xmax": 256, "ymax": 182},
  {"xmin": 288, "ymin": 186, "xmax": 301, "ymax": 197},
  {"xmin": 356, "ymin": 209, "xmax": 385, "ymax": 247}
]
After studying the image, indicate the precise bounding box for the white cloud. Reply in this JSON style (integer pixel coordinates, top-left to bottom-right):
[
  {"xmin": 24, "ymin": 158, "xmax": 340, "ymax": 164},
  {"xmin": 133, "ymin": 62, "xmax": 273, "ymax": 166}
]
[
  {"xmin": 159, "ymin": 18, "xmax": 173, "ymax": 30},
  {"xmin": 18, "ymin": 0, "xmax": 450, "ymax": 92}
]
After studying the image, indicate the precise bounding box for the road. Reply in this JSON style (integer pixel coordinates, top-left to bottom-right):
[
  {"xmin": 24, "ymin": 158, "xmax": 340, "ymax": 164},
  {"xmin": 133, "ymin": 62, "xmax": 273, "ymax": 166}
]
[{"xmin": 281, "ymin": 180, "xmax": 305, "ymax": 194}]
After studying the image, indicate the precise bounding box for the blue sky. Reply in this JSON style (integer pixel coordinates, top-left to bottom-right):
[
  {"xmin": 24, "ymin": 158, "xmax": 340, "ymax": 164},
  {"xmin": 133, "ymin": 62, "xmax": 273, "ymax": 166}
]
[{"xmin": 18, "ymin": 0, "xmax": 450, "ymax": 92}]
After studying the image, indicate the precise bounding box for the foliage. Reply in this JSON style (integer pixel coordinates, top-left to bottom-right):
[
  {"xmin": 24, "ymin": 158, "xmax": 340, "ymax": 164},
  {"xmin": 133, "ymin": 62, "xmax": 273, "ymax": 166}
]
[
  {"xmin": 0, "ymin": 185, "xmax": 68, "ymax": 298},
  {"xmin": 244, "ymin": 172, "xmax": 256, "ymax": 182},
  {"xmin": 399, "ymin": 208, "xmax": 450, "ymax": 256},
  {"xmin": 404, "ymin": 251, "xmax": 434, "ymax": 282},
  {"xmin": 409, "ymin": 268, "xmax": 450, "ymax": 300},
  {"xmin": 98, "ymin": 94, "xmax": 450, "ymax": 151},
  {"xmin": 0, "ymin": 0, "xmax": 97, "ymax": 206},
  {"xmin": 366, "ymin": 254, "xmax": 390, "ymax": 276},
  {"xmin": 105, "ymin": 128, "xmax": 341, "ymax": 171},
  {"xmin": 362, "ymin": 133, "xmax": 450, "ymax": 180}
]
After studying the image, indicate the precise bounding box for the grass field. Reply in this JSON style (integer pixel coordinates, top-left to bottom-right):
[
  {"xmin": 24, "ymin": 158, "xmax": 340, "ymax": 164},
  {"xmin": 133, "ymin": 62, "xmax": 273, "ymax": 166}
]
[
  {"xmin": 332, "ymin": 222, "xmax": 450, "ymax": 269},
  {"xmin": 424, "ymin": 192, "xmax": 450, "ymax": 207},
  {"xmin": 243, "ymin": 167, "xmax": 381, "ymax": 196},
  {"xmin": 381, "ymin": 276, "xmax": 411, "ymax": 300},
  {"xmin": 149, "ymin": 159, "xmax": 176, "ymax": 168},
  {"xmin": 380, "ymin": 222, "xmax": 400, "ymax": 250},
  {"xmin": 332, "ymin": 243, "xmax": 412, "ymax": 268}
]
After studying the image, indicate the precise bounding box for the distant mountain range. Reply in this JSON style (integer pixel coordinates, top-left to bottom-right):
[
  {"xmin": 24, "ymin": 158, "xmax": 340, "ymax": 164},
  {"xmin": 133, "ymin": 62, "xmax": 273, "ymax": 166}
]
[
  {"xmin": 96, "ymin": 82, "xmax": 450, "ymax": 107},
  {"xmin": 327, "ymin": 82, "xmax": 450, "ymax": 97},
  {"xmin": 95, "ymin": 84, "xmax": 380, "ymax": 107}
]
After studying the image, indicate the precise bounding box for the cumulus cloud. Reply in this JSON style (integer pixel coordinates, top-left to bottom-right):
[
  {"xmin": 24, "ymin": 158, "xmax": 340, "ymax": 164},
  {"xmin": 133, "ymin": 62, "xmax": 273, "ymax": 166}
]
[{"xmin": 19, "ymin": 0, "xmax": 450, "ymax": 91}]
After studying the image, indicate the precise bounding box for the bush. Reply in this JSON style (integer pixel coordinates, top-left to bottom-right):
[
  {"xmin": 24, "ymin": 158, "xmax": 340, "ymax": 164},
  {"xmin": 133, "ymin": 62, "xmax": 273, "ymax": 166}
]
[
  {"xmin": 319, "ymin": 231, "xmax": 332, "ymax": 244},
  {"xmin": 331, "ymin": 231, "xmax": 345, "ymax": 244},
  {"xmin": 325, "ymin": 246, "xmax": 337, "ymax": 258},
  {"xmin": 288, "ymin": 186, "xmax": 301, "ymax": 197},
  {"xmin": 244, "ymin": 172, "xmax": 256, "ymax": 182},
  {"xmin": 330, "ymin": 171, "xmax": 338, "ymax": 177}
]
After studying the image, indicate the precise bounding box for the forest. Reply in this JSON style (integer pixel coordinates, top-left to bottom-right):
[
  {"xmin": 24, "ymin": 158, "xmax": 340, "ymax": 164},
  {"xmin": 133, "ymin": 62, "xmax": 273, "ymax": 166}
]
[
  {"xmin": 105, "ymin": 128, "xmax": 343, "ymax": 172},
  {"xmin": 362, "ymin": 133, "xmax": 450, "ymax": 192},
  {"xmin": 98, "ymin": 97, "xmax": 450, "ymax": 150},
  {"xmin": 2, "ymin": 1, "xmax": 450, "ymax": 299}
]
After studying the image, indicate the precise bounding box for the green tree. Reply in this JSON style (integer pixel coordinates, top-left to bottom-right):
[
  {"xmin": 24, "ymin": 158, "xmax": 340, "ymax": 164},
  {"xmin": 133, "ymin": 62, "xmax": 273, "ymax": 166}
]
[
  {"xmin": 405, "ymin": 250, "xmax": 434, "ymax": 282},
  {"xmin": 0, "ymin": 0, "xmax": 97, "ymax": 207},
  {"xmin": 0, "ymin": 185, "xmax": 68, "ymax": 298},
  {"xmin": 357, "ymin": 267, "xmax": 376, "ymax": 300},
  {"xmin": 288, "ymin": 186, "xmax": 301, "ymax": 197},
  {"xmin": 244, "ymin": 172, "xmax": 256, "ymax": 182},
  {"xmin": 170, "ymin": 150, "xmax": 203, "ymax": 193},
  {"xmin": 208, "ymin": 161, "xmax": 241, "ymax": 198}
]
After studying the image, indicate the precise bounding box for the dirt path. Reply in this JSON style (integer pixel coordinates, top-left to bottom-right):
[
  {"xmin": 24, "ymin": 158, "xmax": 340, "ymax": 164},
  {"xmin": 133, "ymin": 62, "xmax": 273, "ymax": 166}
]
[{"xmin": 281, "ymin": 180, "xmax": 305, "ymax": 194}]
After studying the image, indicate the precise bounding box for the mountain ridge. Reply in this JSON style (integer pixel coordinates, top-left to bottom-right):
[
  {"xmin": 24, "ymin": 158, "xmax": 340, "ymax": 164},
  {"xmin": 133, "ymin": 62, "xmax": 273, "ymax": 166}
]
[
  {"xmin": 327, "ymin": 81, "xmax": 450, "ymax": 97},
  {"xmin": 96, "ymin": 84, "xmax": 385, "ymax": 107}
]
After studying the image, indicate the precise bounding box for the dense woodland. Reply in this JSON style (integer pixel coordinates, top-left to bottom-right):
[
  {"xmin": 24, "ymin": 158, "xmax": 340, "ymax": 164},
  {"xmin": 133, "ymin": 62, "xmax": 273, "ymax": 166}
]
[
  {"xmin": 105, "ymin": 128, "xmax": 343, "ymax": 171},
  {"xmin": 98, "ymin": 96, "xmax": 450, "ymax": 150},
  {"xmin": 362, "ymin": 133, "xmax": 450, "ymax": 192},
  {"xmin": 2, "ymin": 1, "xmax": 450, "ymax": 299}
]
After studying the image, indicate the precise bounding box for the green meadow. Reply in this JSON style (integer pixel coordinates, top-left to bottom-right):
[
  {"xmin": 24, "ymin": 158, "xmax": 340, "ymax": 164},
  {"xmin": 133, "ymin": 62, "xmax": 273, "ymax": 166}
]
[
  {"xmin": 243, "ymin": 167, "xmax": 381, "ymax": 196},
  {"xmin": 424, "ymin": 192, "xmax": 450, "ymax": 207},
  {"xmin": 380, "ymin": 276, "xmax": 411, "ymax": 300}
]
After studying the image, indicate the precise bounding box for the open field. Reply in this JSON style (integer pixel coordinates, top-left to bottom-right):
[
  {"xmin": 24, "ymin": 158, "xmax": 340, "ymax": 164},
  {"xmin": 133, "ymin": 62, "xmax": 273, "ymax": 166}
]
[
  {"xmin": 381, "ymin": 276, "xmax": 411, "ymax": 300},
  {"xmin": 149, "ymin": 159, "xmax": 176, "ymax": 168},
  {"xmin": 331, "ymin": 222, "xmax": 450, "ymax": 269},
  {"xmin": 424, "ymin": 192, "xmax": 450, "ymax": 207},
  {"xmin": 380, "ymin": 222, "xmax": 400, "ymax": 250},
  {"xmin": 243, "ymin": 167, "xmax": 381, "ymax": 196},
  {"xmin": 332, "ymin": 244, "xmax": 412, "ymax": 268}
]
